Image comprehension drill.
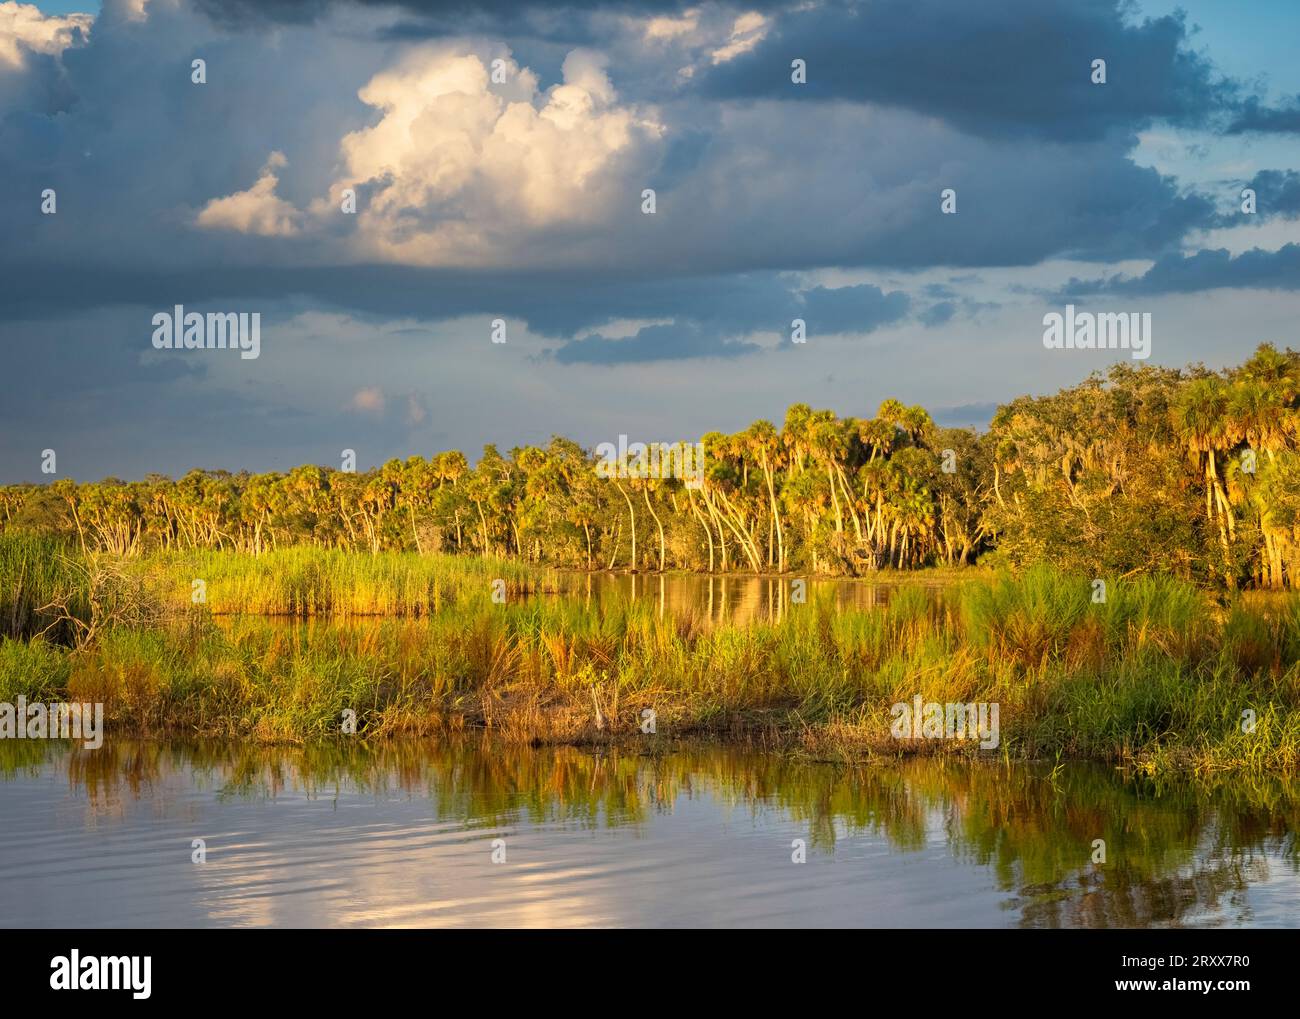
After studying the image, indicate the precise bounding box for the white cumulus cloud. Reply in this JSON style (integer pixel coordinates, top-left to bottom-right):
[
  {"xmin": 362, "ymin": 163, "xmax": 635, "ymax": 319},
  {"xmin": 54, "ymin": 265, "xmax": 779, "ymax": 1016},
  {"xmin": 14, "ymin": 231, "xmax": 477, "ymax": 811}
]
[
  {"xmin": 329, "ymin": 46, "xmax": 665, "ymax": 267},
  {"xmin": 0, "ymin": 1, "xmax": 91, "ymax": 70},
  {"xmin": 196, "ymin": 151, "xmax": 302, "ymax": 237}
]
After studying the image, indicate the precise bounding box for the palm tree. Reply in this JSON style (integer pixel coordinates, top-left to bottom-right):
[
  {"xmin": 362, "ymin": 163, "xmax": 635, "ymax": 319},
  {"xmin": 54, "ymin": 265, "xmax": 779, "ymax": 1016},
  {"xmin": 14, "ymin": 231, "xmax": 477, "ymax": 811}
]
[
  {"xmin": 1172, "ymin": 378, "xmax": 1236, "ymax": 585},
  {"xmin": 781, "ymin": 404, "xmax": 813, "ymax": 476},
  {"xmin": 746, "ymin": 420, "xmax": 786, "ymax": 571}
]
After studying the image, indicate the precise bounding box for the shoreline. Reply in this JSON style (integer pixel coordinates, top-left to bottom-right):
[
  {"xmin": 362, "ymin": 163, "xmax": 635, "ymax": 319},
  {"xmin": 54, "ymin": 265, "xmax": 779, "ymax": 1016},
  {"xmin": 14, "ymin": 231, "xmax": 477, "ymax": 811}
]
[{"xmin": 4, "ymin": 544, "xmax": 1299, "ymax": 775}]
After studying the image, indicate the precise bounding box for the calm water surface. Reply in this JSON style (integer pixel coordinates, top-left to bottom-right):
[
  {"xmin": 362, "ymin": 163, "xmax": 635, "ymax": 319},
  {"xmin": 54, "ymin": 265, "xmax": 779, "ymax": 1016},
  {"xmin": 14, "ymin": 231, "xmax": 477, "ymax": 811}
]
[
  {"xmin": 546, "ymin": 572, "xmax": 919, "ymax": 625},
  {"xmin": 1, "ymin": 740, "xmax": 1296, "ymax": 928}
]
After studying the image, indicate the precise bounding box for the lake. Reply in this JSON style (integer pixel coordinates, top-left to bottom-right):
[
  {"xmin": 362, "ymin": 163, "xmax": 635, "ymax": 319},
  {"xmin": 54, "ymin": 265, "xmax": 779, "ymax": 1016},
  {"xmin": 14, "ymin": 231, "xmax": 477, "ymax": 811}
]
[
  {"xmin": 1, "ymin": 739, "xmax": 1296, "ymax": 928},
  {"xmin": 546, "ymin": 571, "xmax": 926, "ymax": 625}
]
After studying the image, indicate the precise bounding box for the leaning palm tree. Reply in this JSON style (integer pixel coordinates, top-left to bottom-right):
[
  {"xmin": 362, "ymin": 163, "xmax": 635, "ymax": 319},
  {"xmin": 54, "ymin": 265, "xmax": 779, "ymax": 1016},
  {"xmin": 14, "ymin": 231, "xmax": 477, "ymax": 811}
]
[
  {"xmin": 745, "ymin": 420, "xmax": 786, "ymax": 571},
  {"xmin": 1172, "ymin": 378, "xmax": 1236, "ymax": 584}
]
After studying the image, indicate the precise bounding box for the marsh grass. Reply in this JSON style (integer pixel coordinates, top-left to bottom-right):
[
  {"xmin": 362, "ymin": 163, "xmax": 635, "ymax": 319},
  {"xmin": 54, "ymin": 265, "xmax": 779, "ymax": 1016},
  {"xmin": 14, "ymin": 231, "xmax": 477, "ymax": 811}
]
[
  {"xmin": 1, "ymin": 560, "xmax": 1298, "ymax": 771},
  {"xmin": 145, "ymin": 547, "xmax": 562, "ymax": 616},
  {"xmin": 0, "ymin": 539, "xmax": 571, "ymax": 639},
  {"xmin": 0, "ymin": 534, "xmax": 84, "ymax": 640}
]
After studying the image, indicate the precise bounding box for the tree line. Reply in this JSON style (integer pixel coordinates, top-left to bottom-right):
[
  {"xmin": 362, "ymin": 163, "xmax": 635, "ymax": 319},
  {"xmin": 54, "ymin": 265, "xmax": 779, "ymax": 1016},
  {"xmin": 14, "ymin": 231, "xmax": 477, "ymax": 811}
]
[{"xmin": 5, "ymin": 344, "xmax": 1300, "ymax": 588}]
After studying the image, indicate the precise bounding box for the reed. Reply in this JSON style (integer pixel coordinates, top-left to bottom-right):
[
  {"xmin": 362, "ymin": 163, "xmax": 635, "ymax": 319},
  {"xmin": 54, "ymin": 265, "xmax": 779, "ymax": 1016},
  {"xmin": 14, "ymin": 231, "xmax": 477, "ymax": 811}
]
[
  {"xmin": 2, "ymin": 562, "xmax": 1298, "ymax": 771},
  {"xmin": 0, "ymin": 537, "xmax": 564, "ymax": 634},
  {"xmin": 0, "ymin": 534, "xmax": 85, "ymax": 640},
  {"xmin": 144, "ymin": 546, "xmax": 561, "ymax": 616}
]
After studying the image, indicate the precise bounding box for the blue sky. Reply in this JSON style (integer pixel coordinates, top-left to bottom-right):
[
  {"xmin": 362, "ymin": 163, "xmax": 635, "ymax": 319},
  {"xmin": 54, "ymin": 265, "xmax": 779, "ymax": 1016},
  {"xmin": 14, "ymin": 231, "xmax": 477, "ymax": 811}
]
[
  {"xmin": 3, "ymin": 0, "xmax": 1299, "ymax": 482},
  {"xmin": 31, "ymin": 1, "xmax": 99, "ymax": 13},
  {"xmin": 1139, "ymin": 0, "xmax": 1300, "ymax": 95}
]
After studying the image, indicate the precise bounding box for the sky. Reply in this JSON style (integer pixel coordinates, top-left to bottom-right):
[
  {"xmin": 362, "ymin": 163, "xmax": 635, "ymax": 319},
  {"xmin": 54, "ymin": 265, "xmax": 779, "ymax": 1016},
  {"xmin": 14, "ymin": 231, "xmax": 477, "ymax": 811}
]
[{"xmin": 2, "ymin": 0, "xmax": 1299, "ymax": 482}]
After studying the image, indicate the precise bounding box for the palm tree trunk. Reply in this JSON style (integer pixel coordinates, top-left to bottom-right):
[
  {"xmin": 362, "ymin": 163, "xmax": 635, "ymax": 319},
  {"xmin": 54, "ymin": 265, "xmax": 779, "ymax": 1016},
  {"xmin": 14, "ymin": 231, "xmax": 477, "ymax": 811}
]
[
  {"xmin": 762, "ymin": 458, "xmax": 785, "ymax": 572},
  {"xmin": 825, "ymin": 464, "xmax": 844, "ymax": 533},
  {"xmin": 687, "ymin": 488, "xmax": 714, "ymax": 572},
  {"xmin": 606, "ymin": 522, "xmax": 621, "ymax": 570},
  {"xmin": 835, "ymin": 464, "xmax": 863, "ymax": 542},
  {"xmin": 408, "ymin": 503, "xmax": 423, "ymax": 554},
  {"xmin": 702, "ymin": 489, "xmax": 728, "ymax": 571},
  {"xmin": 643, "ymin": 486, "xmax": 666, "ymax": 572},
  {"xmin": 474, "ymin": 500, "xmax": 490, "ymax": 557},
  {"xmin": 615, "ymin": 481, "xmax": 637, "ymax": 571}
]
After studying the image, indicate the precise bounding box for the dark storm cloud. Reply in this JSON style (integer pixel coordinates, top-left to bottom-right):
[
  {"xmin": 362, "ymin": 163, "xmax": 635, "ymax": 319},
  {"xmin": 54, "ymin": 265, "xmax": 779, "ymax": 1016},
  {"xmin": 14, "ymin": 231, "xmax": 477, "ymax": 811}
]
[
  {"xmin": 518, "ymin": 272, "xmax": 799, "ymax": 337},
  {"xmin": 694, "ymin": 0, "xmax": 1239, "ymax": 141},
  {"xmin": 549, "ymin": 320, "xmax": 760, "ymax": 364},
  {"xmin": 509, "ymin": 112, "xmax": 1222, "ymax": 273},
  {"xmin": 193, "ymin": 0, "xmax": 777, "ymax": 25},
  {"xmin": 1204, "ymin": 169, "xmax": 1300, "ymax": 229},
  {"xmin": 797, "ymin": 284, "xmax": 910, "ymax": 334},
  {"xmin": 0, "ymin": 1, "xmax": 374, "ymax": 270},
  {"xmin": 0, "ymin": 254, "xmax": 930, "ymax": 360},
  {"xmin": 545, "ymin": 280, "xmax": 912, "ymax": 363},
  {"xmin": 1226, "ymin": 95, "xmax": 1300, "ymax": 135},
  {"xmin": 193, "ymin": 0, "xmax": 780, "ymax": 44},
  {"xmin": 1061, "ymin": 244, "xmax": 1300, "ymax": 297},
  {"xmin": 0, "ymin": 0, "xmax": 1233, "ymax": 310},
  {"xmin": 1238, "ymin": 170, "xmax": 1300, "ymax": 219},
  {"xmin": 0, "ymin": 261, "xmax": 801, "ymax": 337}
]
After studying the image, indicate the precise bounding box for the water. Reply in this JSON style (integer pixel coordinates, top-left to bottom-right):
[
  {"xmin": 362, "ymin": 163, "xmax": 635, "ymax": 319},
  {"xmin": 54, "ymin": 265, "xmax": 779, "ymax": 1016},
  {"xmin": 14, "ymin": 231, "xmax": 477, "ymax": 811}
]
[
  {"xmin": 211, "ymin": 572, "xmax": 926, "ymax": 635},
  {"xmin": 546, "ymin": 571, "xmax": 924, "ymax": 626},
  {"xmin": 1, "ymin": 740, "xmax": 1296, "ymax": 928}
]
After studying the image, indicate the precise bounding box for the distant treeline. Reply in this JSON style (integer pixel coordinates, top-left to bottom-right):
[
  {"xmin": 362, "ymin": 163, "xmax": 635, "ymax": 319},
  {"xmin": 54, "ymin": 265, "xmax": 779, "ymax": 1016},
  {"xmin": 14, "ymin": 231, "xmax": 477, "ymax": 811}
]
[{"xmin": 5, "ymin": 344, "xmax": 1300, "ymax": 588}]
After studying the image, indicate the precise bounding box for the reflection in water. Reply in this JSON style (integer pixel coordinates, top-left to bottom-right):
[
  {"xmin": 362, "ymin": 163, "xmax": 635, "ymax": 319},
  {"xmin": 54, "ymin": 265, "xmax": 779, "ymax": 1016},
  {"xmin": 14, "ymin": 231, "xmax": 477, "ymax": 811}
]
[
  {"xmin": 553, "ymin": 572, "xmax": 901, "ymax": 626},
  {"xmin": 0, "ymin": 739, "xmax": 1296, "ymax": 928},
  {"xmin": 209, "ymin": 573, "xmax": 914, "ymax": 638}
]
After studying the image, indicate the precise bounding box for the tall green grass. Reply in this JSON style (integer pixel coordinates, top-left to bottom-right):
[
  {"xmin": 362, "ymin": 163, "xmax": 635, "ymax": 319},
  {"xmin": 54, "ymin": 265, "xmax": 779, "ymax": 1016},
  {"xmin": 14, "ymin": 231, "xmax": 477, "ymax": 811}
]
[
  {"xmin": 0, "ymin": 539, "xmax": 562, "ymax": 634},
  {"xmin": 0, "ymin": 534, "xmax": 83, "ymax": 640},
  {"xmin": 140, "ymin": 547, "xmax": 560, "ymax": 617},
  {"xmin": 3, "ymin": 563, "xmax": 1298, "ymax": 770}
]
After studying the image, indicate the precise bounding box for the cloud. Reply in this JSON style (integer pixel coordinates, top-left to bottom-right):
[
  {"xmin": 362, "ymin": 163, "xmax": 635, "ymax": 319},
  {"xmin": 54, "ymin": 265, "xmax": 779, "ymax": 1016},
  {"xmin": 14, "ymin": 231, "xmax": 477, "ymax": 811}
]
[
  {"xmin": 1062, "ymin": 244, "xmax": 1300, "ymax": 296},
  {"xmin": 641, "ymin": 7, "xmax": 699, "ymax": 43},
  {"xmin": 1237, "ymin": 170, "xmax": 1300, "ymax": 219},
  {"xmin": 0, "ymin": 1, "xmax": 91, "ymax": 70},
  {"xmin": 694, "ymin": 0, "xmax": 1239, "ymax": 141},
  {"xmin": 331, "ymin": 46, "xmax": 664, "ymax": 266},
  {"xmin": 1226, "ymin": 95, "xmax": 1300, "ymax": 135},
  {"xmin": 709, "ymin": 10, "xmax": 766, "ymax": 65},
  {"xmin": 543, "ymin": 279, "xmax": 913, "ymax": 362},
  {"xmin": 0, "ymin": 0, "xmax": 1296, "ymax": 485},
  {"xmin": 798, "ymin": 284, "xmax": 911, "ymax": 334},
  {"xmin": 0, "ymin": 0, "xmax": 1235, "ymax": 290},
  {"xmin": 931, "ymin": 401, "xmax": 998, "ymax": 429},
  {"xmin": 196, "ymin": 151, "xmax": 303, "ymax": 236},
  {"xmin": 193, "ymin": 1, "xmax": 788, "ymax": 31},
  {"xmin": 549, "ymin": 320, "xmax": 759, "ymax": 364},
  {"xmin": 920, "ymin": 301, "xmax": 956, "ymax": 327},
  {"xmin": 348, "ymin": 385, "xmax": 386, "ymax": 413}
]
